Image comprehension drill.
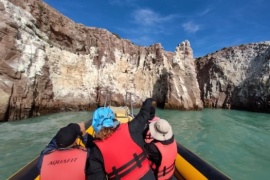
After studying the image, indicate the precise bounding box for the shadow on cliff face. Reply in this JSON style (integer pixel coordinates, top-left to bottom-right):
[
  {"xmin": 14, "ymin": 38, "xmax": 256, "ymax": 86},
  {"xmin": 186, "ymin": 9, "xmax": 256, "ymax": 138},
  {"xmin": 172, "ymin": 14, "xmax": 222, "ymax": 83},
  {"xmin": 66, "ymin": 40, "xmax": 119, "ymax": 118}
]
[
  {"xmin": 152, "ymin": 68, "xmax": 168, "ymax": 109},
  {"xmin": 231, "ymin": 45, "xmax": 270, "ymax": 113},
  {"xmin": 196, "ymin": 56, "xmax": 228, "ymax": 109}
]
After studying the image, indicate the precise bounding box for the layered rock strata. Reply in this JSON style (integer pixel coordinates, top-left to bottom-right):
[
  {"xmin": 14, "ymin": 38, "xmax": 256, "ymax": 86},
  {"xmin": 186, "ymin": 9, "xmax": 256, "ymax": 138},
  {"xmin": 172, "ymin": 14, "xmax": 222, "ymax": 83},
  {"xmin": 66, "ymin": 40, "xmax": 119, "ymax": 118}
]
[{"xmin": 0, "ymin": 0, "xmax": 202, "ymax": 121}]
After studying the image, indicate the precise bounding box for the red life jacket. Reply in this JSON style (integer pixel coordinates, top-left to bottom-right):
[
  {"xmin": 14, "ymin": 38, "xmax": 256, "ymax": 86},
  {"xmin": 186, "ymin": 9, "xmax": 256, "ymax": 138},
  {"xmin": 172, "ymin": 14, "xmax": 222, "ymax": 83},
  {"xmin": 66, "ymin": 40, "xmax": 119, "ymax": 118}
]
[
  {"xmin": 94, "ymin": 123, "xmax": 150, "ymax": 180},
  {"xmin": 145, "ymin": 116, "xmax": 160, "ymax": 143},
  {"xmin": 151, "ymin": 140, "xmax": 177, "ymax": 180},
  {"xmin": 40, "ymin": 148, "xmax": 87, "ymax": 180}
]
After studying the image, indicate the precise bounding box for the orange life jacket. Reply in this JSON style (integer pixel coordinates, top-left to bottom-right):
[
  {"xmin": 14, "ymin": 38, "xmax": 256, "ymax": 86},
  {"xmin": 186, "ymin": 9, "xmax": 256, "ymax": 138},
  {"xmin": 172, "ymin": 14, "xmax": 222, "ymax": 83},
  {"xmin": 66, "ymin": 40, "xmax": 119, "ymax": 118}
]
[
  {"xmin": 40, "ymin": 148, "xmax": 87, "ymax": 180},
  {"xmin": 144, "ymin": 116, "xmax": 160, "ymax": 143},
  {"xmin": 151, "ymin": 140, "xmax": 177, "ymax": 180},
  {"xmin": 94, "ymin": 123, "xmax": 150, "ymax": 180}
]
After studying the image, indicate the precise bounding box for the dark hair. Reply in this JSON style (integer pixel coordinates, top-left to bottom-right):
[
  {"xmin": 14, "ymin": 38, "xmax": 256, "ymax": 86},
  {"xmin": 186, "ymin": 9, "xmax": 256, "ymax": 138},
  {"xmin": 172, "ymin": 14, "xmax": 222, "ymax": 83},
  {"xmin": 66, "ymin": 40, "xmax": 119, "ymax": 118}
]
[{"xmin": 55, "ymin": 123, "xmax": 81, "ymax": 148}]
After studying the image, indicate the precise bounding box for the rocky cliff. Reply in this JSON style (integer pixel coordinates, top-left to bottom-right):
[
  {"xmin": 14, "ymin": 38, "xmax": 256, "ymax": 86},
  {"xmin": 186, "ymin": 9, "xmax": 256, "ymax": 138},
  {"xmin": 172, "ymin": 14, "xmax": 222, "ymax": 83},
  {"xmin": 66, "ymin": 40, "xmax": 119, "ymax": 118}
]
[
  {"xmin": 0, "ymin": 0, "xmax": 203, "ymax": 121},
  {"xmin": 196, "ymin": 42, "xmax": 270, "ymax": 112},
  {"xmin": 1, "ymin": 0, "xmax": 269, "ymax": 122}
]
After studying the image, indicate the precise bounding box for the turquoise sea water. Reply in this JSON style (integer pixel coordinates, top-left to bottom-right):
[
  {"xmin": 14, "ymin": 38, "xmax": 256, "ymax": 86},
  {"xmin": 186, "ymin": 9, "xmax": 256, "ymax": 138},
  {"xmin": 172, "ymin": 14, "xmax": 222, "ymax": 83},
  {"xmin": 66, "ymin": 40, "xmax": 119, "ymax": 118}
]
[{"xmin": 0, "ymin": 109, "xmax": 269, "ymax": 180}]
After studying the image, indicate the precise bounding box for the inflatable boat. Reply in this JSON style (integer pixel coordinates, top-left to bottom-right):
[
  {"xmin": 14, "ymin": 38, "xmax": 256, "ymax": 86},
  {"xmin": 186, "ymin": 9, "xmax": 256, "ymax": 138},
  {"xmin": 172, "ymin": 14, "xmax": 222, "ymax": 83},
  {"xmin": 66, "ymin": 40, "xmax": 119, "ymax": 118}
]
[{"xmin": 8, "ymin": 105, "xmax": 230, "ymax": 180}]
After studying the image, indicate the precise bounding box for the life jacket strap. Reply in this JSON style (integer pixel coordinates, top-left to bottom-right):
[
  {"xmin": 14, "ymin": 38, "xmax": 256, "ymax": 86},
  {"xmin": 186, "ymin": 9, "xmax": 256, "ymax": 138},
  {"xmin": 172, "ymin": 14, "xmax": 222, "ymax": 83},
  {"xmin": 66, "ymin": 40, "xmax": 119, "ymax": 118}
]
[
  {"xmin": 157, "ymin": 161, "xmax": 175, "ymax": 177},
  {"xmin": 108, "ymin": 152, "xmax": 147, "ymax": 179},
  {"xmin": 145, "ymin": 134, "xmax": 151, "ymax": 139},
  {"xmin": 112, "ymin": 166, "xmax": 120, "ymax": 180}
]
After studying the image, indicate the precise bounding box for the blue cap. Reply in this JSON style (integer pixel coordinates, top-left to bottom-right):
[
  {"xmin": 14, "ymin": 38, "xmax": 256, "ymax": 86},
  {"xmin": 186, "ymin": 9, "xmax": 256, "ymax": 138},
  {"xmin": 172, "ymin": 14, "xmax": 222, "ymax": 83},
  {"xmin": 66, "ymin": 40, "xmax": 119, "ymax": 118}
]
[{"xmin": 92, "ymin": 107, "xmax": 119, "ymax": 133}]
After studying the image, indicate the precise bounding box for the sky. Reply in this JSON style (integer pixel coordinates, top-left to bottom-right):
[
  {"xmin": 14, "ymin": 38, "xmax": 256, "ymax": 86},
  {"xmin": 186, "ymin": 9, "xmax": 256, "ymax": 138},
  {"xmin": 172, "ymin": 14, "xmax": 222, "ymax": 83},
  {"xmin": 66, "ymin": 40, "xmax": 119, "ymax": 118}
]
[{"xmin": 42, "ymin": 0, "xmax": 270, "ymax": 58}]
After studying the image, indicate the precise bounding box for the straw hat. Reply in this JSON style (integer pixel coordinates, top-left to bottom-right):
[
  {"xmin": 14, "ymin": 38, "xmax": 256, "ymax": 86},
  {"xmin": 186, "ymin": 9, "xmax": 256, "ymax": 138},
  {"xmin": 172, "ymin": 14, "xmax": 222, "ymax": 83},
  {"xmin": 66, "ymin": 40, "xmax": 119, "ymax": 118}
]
[{"xmin": 149, "ymin": 119, "xmax": 173, "ymax": 141}]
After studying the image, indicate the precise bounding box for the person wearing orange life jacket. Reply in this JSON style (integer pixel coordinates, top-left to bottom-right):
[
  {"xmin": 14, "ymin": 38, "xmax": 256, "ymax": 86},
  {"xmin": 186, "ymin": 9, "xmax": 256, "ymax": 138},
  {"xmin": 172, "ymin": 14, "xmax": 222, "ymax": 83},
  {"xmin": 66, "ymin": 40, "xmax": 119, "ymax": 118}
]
[
  {"xmin": 143, "ymin": 106, "xmax": 160, "ymax": 143},
  {"xmin": 144, "ymin": 119, "xmax": 177, "ymax": 180},
  {"xmin": 85, "ymin": 98, "xmax": 156, "ymax": 180},
  {"xmin": 38, "ymin": 123, "xmax": 90, "ymax": 180}
]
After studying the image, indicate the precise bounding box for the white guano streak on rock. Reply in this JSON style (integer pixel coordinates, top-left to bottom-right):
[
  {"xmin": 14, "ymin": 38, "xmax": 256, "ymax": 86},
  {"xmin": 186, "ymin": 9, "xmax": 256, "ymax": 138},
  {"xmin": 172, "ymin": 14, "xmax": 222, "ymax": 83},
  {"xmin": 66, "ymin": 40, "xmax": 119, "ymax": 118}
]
[
  {"xmin": 113, "ymin": 48, "xmax": 132, "ymax": 95},
  {"xmin": 46, "ymin": 47, "xmax": 98, "ymax": 101},
  {"xmin": 0, "ymin": 89, "xmax": 10, "ymax": 114},
  {"xmin": 2, "ymin": 0, "xmax": 47, "ymax": 83}
]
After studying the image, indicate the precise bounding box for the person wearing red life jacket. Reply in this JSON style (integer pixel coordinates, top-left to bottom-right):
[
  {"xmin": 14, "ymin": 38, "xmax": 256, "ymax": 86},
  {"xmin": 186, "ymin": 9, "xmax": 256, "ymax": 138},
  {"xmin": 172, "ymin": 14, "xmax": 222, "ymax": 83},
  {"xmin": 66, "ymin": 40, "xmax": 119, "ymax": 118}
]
[
  {"xmin": 85, "ymin": 98, "xmax": 156, "ymax": 180},
  {"xmin": 144, "ymin": 119, "xmax": 177, "ymax": 180},
  {"xmin": 38, "ymin": 123, "xmax": 89, "ymax": 180}
]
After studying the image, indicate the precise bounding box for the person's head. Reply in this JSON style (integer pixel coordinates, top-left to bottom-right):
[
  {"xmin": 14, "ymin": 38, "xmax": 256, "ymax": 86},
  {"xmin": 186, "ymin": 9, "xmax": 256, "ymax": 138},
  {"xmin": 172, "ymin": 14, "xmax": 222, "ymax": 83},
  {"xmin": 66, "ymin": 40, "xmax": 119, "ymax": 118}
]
[
  {"xmin": 149, "ymin": 106, "xmax": 156, "ymax": 120},
  {"xmin": 92, "ymin": 107, "xmax": 119, "ymax": 140},
  {"xmin": 149, "ymin": 119, "xmax": 173, "ymax": 141},
  {"xmin": 55, "ymin": 123, "xmax": 81, "ymax": 148}
]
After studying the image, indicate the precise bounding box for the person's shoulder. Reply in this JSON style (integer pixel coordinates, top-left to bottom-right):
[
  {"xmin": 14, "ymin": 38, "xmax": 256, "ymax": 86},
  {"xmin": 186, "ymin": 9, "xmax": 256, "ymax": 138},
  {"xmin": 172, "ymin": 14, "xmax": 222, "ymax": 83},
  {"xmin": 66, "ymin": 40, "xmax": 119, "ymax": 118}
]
[
  {"xmin": 160, "ymin": 136, "xmax": 175, "ymax": 145},
  {"xmin": 146, "ymin": 142, "xmax": 159, "ymax": 152},
  {"xmin": 90, "ymin": 144, "xmax": 101, "ymax": 154},
  {"xmin": 88, "ymin": 145, "xmax": 104, "ymax": 161}
]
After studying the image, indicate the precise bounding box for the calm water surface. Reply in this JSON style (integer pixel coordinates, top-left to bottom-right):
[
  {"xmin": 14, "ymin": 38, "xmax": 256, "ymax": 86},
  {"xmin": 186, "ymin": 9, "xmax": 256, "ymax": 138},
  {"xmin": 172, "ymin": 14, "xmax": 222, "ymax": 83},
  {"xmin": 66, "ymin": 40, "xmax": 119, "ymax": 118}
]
[{"xmin": 0, "ymin": 109, "xmax": 269, "ymax": 180}]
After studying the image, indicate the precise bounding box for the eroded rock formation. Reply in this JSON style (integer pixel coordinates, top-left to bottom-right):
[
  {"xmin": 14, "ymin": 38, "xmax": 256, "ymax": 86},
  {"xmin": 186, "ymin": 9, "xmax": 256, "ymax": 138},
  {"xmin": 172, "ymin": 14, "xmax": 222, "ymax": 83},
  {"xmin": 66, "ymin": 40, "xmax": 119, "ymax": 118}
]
[
  {"xmin": 166, "ymin": 41, "xmax": 202, "ymax": 110},
  {"xmin": 196, "ymin": 42, "xmax": 270, "ymax": 112},
  {"xmin": 0, "ymin": 0, "xmax": 202, "ymax": 121}
]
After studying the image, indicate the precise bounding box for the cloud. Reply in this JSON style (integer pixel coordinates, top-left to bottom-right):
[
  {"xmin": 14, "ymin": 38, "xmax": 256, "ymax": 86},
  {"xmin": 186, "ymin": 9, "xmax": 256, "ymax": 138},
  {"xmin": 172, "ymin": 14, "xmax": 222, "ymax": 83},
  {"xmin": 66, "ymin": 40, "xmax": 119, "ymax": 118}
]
[
  {"xmin": 198, "ymin": 8, "xmax": 212, "ymax": 16},
  {"xmin": 110, "ymin": 0, "xmax": 137, "ymax": 6},
  {"xmin": 116, "ymin": 8, "xmax": 180, "ymax": 47},
  {"xmin": 132, "ymin": 8, "xmax": 177, "ymax": 26},
  {"xmin": 182, "ymin": 21, "xmax": 200, "ymax": 33}
]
